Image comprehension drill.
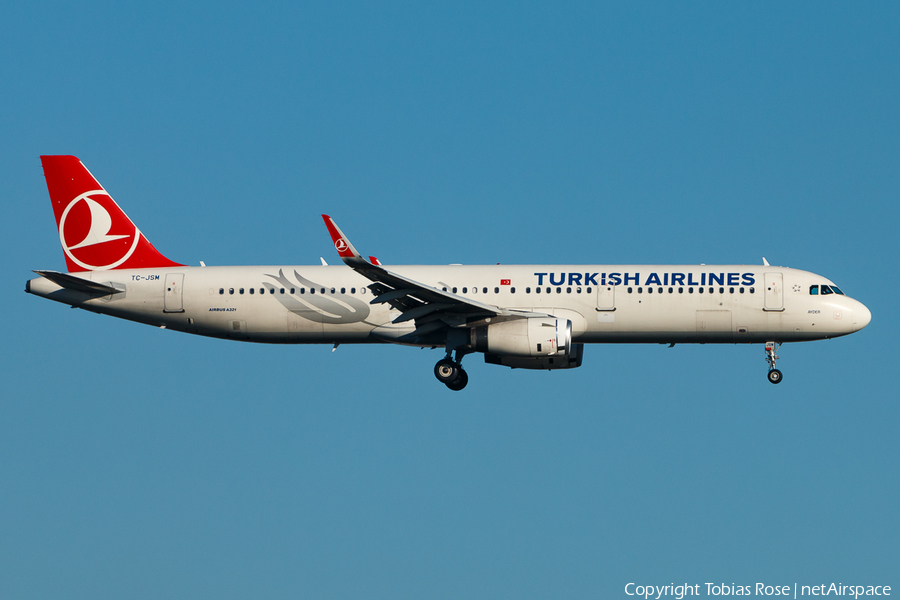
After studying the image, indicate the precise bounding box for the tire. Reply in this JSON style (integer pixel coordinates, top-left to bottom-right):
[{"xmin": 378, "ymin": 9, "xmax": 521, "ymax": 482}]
[
  {"xmin": 446, "ymin": 370, "xmax": 468, "ymax": 391},
  {"xmin": 434, "ymin": 359, "xmax": 459, "ymax": 384},
  {"xmin": 767, "ymin": 369, "xmax": 783, "ymax": 384}
]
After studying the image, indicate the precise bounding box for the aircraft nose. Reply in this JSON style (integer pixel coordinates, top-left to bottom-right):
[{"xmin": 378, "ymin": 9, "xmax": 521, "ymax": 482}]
[{"xmin": 853, "ymin": 302, "xmax": 871, "ymax": 332}]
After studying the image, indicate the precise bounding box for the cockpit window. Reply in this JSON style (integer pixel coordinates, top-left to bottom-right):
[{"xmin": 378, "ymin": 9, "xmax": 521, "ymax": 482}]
[{"xmin": 814, "ymin": 283, "xmax": 845, "ymax": 295}]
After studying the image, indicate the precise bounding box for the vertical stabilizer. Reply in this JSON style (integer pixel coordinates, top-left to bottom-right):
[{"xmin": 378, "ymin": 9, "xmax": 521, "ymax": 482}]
[{"xmin": 40, "ymin": 155, "xmax": 183, "ymax": 272}]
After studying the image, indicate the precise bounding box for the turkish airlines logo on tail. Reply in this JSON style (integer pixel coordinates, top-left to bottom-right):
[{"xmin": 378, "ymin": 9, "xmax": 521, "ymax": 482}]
[
  {"xmin": 334, "ymin": 238, "xmax": 349, "ymax": 253},
  {"xmin": 59, "ymin": 191, "xmax": 141, "ymax": 270}
]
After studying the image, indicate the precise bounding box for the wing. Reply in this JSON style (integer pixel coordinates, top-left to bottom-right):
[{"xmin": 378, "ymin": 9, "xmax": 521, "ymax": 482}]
[{"xmin": 321, "ymin": 215, "xmax": 542, "ymax": 342}]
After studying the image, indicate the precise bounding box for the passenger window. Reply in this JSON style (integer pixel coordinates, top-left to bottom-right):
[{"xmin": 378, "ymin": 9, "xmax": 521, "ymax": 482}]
[
  {"xmin": 511, "ymin": 287, "xmax": 515, "ymax": 293},
  {"xmin": 648, "ymin": 287, "xmax": 653, "ymax": 294},
  {"xmin": 577, "ymin": 288, "xmax": 582, "ymax": 294},
  {"xmin": 330, "ymin": 288, "xmax": 335, "ymax": 294},
  {"xmin": 739, "ymin": 287, "xmax": 745, "ymax": 294},
  {"xmin": 586, "ymin": 287, "xmax": 592, "ymax": 294},
  {"xmin": 555, "ymin": 287, "xmax": 561, "ymax": 294},
  {"xmin": 678, "ymin": 287, "xmax": 684, "ymax": 294},
  {"xmin": 452, "ymin": 287, "xmax": 457, "ymax": 293},
  {"xmin": 239, "ymin": 288, "xmax": 244, "ymax": 294},
  {"xmin": 627, "ymin": 287, "xmax": 633, "ymax": 294},
  {"xmin": 483, "ymin": 287, "xmax": 488, "ymax": 294},
  {"xmin": 668, "ymin": 287, "xmax": 673, "ymax": 294},
  {"xmin": 729, "ymin": 287, "xmax": 734, "ymax": 294},
  {"xmin": 290, "ymin": 288, "xmax": 295, "ymax": 294},
  {"xmin": 535, "ymin": 287, "xmax": 541, "ymax": 294},
  {"xmin": 526, "ymin": 287, "xmax": 531, "ymax": 293},
  {"xmin": 698, "ymin": 287, "xmax": 703, "ymax": 294},
  {"xmin": 360, "ymin": 288, "xmax": 366, "ymax": 294},
  {"xmin": 567, "ymin": 287, "xmax": 572, "ymax": 293},
  {"xmin": 496, "ymin": 287, "xmax": 501, "ymax": 293},
  {"xmin": 719, "ymin": 287, "xmax": 724, "ymax": 294},
  {"xmin": 462, "ymin": 287, "xmax": 468, "ymax": 294},
  {"xmin": 229, "ymin": 288, "xmax": 234, "ymax": 295},
  {"xmin": 219, "ymin": 288, "xmax": 224, "ymax": 295},
  {"xmin": 300, "ymin": 288, "xmax": 305, "ymax": 294},
  {"xmin": 310, "ymin": 288, "xmax": 315, "ymax": 294},
  {"xmin": 249, "ymin": 288, "xmax": 255, "ymax": 295},
  {"xmin": 810, "ymin": 285, "xmax": 819, "ymax": 295},
  {"xmin": 351, "ymin": 288, "xmax": 356, "ymax": 294},
  {"xmin": 688, "ymin": 287, "xmax": 693, "ymax": 293},
  {"xmin": 749, "ymin": 287, "xmax": 755, "ymax": 294},
  {"xmin": 637, "ymin": 287, "xmax": 642, "ymax": 294}
]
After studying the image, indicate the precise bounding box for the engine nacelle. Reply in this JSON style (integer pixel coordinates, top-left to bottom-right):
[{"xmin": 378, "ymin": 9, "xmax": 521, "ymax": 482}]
[
  {"xmin": 474, "ymin": 317, "xmax": 584, "ymax": 370},
  {"xmin": 484, "ymin": 343, "xmax": 584, "ymax": 370}
]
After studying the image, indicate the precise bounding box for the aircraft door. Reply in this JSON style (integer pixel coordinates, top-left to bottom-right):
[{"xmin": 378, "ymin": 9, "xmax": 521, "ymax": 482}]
[
  {"xmin": 164, "ymin": 273, "xmax": 185, "ymax": 313},
  {"xmin": 596, "ymin": 284, "xmax": 615, "ymax": 311},
  {"xmin": 764, "ymin": 272, "xmax": 784, "ymax": 311}
]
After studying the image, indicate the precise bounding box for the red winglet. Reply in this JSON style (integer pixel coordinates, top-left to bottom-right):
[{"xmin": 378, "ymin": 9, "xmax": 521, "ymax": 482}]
[
  {"xmin": 321, "ymin": 214, "xmax": 356, "ymax": 258},
  {"xmin": 369, "ymin": 256, "xmax": 382, "ymax": 266}
]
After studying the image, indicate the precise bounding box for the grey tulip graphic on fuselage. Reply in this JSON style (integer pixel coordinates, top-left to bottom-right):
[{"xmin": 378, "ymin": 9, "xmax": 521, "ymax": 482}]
[{"xmin": 265, "ymin": 269, "xmax": 371, "ymax": 324}]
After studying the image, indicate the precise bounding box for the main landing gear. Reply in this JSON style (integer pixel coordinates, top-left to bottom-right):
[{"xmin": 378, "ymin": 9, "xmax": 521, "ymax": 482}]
[
  {"xmin": 434, "ymin": 331, "xmax": 471, "ymax": 391},
  {"xmin": 765, "ymin": 341, "xmax": 783, "ymax": 384},
  {"xmin": 434, "ymin": 358, "xmax": 468, "ymax": 391}
]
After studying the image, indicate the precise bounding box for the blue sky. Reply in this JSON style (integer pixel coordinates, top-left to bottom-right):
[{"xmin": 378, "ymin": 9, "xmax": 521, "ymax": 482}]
[{"xmin": 2, "ymin": 2, "xmax": 898, "ymax": 598}]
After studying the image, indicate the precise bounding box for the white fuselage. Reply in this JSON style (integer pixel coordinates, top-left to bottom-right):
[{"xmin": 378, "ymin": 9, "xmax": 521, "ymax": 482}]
[{"xmin": 26, "ymin": 264, "xmax": 870, "ymax": 345}]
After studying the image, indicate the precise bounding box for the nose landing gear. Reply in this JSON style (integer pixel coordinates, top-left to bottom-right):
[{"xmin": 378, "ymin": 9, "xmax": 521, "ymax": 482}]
[{"xmin": 765, "ymin": 341, "xmax": 783, "ymax": 384}]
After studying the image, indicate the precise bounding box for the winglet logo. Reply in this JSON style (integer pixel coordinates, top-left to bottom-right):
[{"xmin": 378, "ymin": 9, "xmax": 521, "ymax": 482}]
[{"xmin": 59, "ymin": 191, "xmax": 141, "ymax": 270}]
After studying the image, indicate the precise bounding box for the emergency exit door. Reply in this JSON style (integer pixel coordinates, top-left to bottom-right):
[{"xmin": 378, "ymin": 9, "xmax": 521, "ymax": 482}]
[
  {"xmin": 164, "ymin": 273, "xmax": 185, "ymax": 313},
  {"xmin": 764, "ymin": 272, "xmax": 784, "ymax": 311},
  {"xmin": 596, "ymin": 284, "xmax": 615, "ymax": 311}
]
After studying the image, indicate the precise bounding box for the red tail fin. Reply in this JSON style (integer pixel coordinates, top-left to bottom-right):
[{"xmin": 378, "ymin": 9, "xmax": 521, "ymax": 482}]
[{"xmin": 41, "ymin": 155, "xmax": 183, "ymax": 272}]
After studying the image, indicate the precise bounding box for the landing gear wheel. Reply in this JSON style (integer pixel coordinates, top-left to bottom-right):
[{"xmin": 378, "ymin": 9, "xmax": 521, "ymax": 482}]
[
  {"xmin": 446, "ymin": 369, "xmax": 468, "ymax": 391},
  {"xmin": 434, "ymin": 359, "xmax": 460, "ymax": 384},
  {"xmin": 764, "ymin": 342, "xmax": 783, "ymax": 385}
]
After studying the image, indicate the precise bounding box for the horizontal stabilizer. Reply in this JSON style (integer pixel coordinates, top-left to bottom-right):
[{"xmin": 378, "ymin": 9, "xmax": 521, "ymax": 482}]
[{"xmin": 33, "ymin": 270, "xmax": 124, "ymax": 295}]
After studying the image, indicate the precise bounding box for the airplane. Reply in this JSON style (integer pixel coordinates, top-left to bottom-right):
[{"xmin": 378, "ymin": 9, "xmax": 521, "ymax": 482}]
[{"xmin": 26, "ymin": 155, "xmax": 871, "ymax": 390}]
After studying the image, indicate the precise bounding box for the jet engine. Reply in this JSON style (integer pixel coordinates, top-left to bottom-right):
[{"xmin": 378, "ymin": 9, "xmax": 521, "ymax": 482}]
[{"xmin": 473, "ymin": 317, "xmax": 584, "ymax": 370}]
